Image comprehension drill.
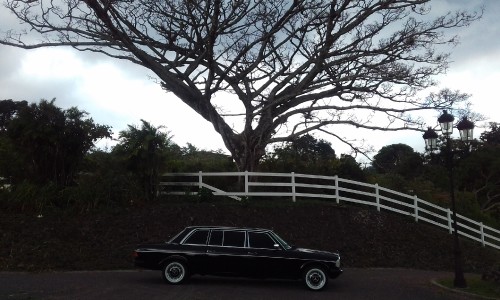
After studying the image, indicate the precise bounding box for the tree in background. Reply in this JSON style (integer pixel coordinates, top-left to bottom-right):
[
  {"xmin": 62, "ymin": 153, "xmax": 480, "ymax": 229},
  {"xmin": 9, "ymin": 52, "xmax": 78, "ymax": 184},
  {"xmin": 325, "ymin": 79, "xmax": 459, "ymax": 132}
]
[
  {"xmin": 260, "ymin": 134, "xmax": 336, "ymax": 174},
  {"xmin": 167, "ymin": 143, "xmax": 236, "ymax": 173},
  {"xmin": 456, "ymin": 123, "xmax": 500, "ymax": 218},
  {"xmin": 458, "ymin": 146, "xmax": 500, "ymax": 214},
  {"xmin": 0, "ymin": 100, "xmax": 28, "ymax": 183},
  {"xmin": 1, "ymin": 99, "xmax": 111, "ymax": 187},
  {"xmin": 113, "ymin": 120, "xmax": 173, "ymax": 200},
  {"xmin": 480, "ymin": 122, "xmax": 500, "ymax": 145},
  {"xmin": 336, "ymin": 154, "xmax": 366, "ymax": 182},
  {"xmin": 260, "ymin": 134, "xmax": 365, "ymax": 180},
  {"xmin": 372, "ymin": 143, "xmax": 423, "ymax": 179},
  {"xmin": 288, "ymin": 134, "xmax": 336, "ymax": 163},
  {"xmin": 0, "ymin": 1, "xmax": 481, "ymax": 172},
  {"xmin": 0, "ymin": 99, "xmax": 28, "ymax": 132}
]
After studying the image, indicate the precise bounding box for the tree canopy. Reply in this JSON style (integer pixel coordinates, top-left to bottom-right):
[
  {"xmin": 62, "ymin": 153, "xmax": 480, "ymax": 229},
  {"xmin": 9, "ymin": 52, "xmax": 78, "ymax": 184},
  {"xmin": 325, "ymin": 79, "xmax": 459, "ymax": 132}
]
[
  {"xmin": 0, "ymin": 0, "xmax": 481, "ymax": 171},
  {"xmin": 260, "ymin": 134, "xmax": 365, "ymax": 180},
  {"xmin": 456, "ymin": 123, "xmax": 500, "ymax": 216},
  {"xmin": 480, "ymin": 123, "xmax": 500, "ymax": 146},
  {"xmin": 113, "ymin": 119, "xmax": 173, "ymax": 200},
  {"xmin": 261, "ymin": 134, "xmax": 336, "ymax": 174},
  {"xmin": 274, "ymin": 134, "xmax": 336, "ymax": 162},
  {"xmin": 372, "ymin": 143, "xmax": 422, "ymax": 178},
  {"xmin": 0, "ymin": 99, "xmax": 111, "ymax": 186},
  {"xmin": 0, "ymin": 99, "xmax": 28, "ymax": 132}
]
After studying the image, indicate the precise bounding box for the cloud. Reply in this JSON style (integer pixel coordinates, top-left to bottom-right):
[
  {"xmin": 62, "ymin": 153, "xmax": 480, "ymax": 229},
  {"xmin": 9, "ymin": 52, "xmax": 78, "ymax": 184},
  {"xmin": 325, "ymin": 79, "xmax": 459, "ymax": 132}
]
[{"xmin": 0, "ymin": 46, "xmax": 227, "ymax": 151}]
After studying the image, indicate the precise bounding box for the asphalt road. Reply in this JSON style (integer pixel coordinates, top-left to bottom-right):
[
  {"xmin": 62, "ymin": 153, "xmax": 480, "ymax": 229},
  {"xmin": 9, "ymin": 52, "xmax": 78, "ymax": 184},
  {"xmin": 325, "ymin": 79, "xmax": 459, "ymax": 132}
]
[{"xmin": 0, "ymin": 268, "xmax": 478, "ymax": 300}]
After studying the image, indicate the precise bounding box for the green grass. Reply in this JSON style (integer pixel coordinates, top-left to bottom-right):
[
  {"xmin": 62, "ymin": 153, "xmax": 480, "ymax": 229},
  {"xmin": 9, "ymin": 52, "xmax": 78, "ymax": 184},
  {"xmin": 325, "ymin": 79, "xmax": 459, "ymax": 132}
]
[{"xmin": 437, "ymin": 275, "xmax": 500, "ymax": 299}]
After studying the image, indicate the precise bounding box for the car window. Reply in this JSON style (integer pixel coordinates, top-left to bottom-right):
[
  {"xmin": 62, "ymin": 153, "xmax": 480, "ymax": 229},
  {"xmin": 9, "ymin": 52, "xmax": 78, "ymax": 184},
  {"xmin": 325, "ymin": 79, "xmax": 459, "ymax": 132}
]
[
  {"xmin": 270, "ymin": 231, "xmax": 292, "ymax": 250},
  {"xmin": 223, "ymin": 231, "xmax": 245, "ymax": 247},
  {"xmin": 209, "ymin": 230, "xmax": 223, "ymax": 246},
  {"xmin": 248, "ymin": 232, "xmax": 277, "ymax": 249},
  {"xmin": 183, "ymin": 229, "xmax": 209, "ymax": 245}
]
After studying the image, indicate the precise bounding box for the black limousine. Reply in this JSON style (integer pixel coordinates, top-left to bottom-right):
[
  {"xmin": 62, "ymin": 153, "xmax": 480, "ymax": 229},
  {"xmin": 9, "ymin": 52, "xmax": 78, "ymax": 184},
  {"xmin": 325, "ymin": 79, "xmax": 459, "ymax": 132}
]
[{"xmin": 134, "ymin": 226, "xmax": 342, "ymax": 290}]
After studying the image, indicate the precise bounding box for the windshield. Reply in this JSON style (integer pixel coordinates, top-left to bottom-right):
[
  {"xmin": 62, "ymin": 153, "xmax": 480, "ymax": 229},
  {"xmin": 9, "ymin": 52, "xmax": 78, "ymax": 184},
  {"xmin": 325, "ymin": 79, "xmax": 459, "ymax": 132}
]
[
  {"xmin": 270, "ymin": 231, "xmax": 292, "ymax": 250},
  {"xmin": 166, "ymin": 228, "xmax": 189, "ymax": 243}
]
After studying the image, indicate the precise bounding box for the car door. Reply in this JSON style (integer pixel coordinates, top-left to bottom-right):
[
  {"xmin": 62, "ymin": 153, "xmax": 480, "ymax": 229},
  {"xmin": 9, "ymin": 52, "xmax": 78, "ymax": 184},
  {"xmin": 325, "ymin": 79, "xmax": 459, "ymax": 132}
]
[
  {"xmin": 179, "ymin": 229, "xmax": 210, "ymax": 274},
  {"xmin": 205, "ymin": 229, "xmax": 248, "ymax": 276},
  {"xmin": 246, "ymin": 231, "xmax": 298, "ymax": 278}
]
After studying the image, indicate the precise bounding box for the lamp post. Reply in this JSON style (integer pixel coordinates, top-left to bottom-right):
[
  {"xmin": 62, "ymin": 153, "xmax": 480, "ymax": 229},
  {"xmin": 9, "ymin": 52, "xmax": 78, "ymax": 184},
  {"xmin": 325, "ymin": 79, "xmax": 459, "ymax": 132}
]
[{"xmin": 422, "ymin": 110, "xmax": 474, "ymax": 289}]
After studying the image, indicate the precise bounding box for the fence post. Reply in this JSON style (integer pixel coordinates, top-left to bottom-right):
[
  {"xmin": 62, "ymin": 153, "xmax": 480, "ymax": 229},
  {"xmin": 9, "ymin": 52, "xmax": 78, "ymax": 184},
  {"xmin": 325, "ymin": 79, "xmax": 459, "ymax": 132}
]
[
  {"xmin": 198, "ymin": 171, "xmax": 203, "ymax": 189},
  {"xmin": 480, "ymin": 223, "xmax": 485, "ymax": 247},
  {"xmin": 375, "ymin": 183, "xmax": 380, "ymax": 212},
  {"xmin": 447, "ymin": 209, "xmax": 453, "ymax": 234},
  {"xmin": 244, "ymin": 171, "xmax": 249, "ymax": 196},
  {"xmin": 334, "ymin": 175, "xmax": 339, "ymax": 204},
  {"xmin": 413, "ymin": 195, "xmax": 419, "ymax": 222},
  {"xmin": 291, "ymin": 172, "xmax": 296, "ymax": 202}
]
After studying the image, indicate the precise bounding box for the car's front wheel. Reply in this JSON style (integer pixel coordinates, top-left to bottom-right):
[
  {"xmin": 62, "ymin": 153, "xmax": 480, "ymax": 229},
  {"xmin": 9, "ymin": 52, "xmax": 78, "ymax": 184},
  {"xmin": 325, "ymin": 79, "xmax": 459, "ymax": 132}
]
[
  {"xmin": 162, "ymin": 260, "xmax": 188, "ymax": 284},
  {"xmin": 303, "ymin": 266, "xmax": 328, "ymax": 291}
]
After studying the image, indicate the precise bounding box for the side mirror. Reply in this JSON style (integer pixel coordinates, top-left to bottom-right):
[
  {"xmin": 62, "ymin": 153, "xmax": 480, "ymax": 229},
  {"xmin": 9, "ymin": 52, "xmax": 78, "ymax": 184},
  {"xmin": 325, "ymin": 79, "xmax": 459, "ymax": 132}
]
[{"xmin": 273, "ymin": 244, "xmax": 281, "ymax": 249}]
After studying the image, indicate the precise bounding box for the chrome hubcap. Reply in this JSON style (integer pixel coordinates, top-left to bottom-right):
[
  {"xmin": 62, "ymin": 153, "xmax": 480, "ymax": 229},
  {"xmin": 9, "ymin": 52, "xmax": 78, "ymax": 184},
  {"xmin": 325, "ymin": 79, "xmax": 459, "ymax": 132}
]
[
  {"xmin": 165, "ymin": 262, "xmax": 185, "ymax": 283},
  {"xmin": 309, "ymin": 273, "xmax": 322, "ymax": 285},
  {"xmin": 168, "ymin": 266, "xmax": 181, "ymax": 278},
  {"xmin": 306, "ymin": 269, "xmax": 325, "ymax": 289}
]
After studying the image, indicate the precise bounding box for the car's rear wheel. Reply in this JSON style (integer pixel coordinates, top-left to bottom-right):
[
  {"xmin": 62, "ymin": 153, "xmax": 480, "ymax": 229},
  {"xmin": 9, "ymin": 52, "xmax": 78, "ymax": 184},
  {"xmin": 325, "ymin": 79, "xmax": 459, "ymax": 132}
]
[
  {"xmin": 162, "ymin": 260, "xmax": 188, "ymax": 284},
  {"xmin": 303, "ymin": 266, "xmax": 328, "ymax": 291}
]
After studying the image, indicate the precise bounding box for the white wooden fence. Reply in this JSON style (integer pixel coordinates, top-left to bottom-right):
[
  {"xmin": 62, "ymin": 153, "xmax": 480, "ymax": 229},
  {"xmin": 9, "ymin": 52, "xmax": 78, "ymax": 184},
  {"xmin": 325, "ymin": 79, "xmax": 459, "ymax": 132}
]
[{"xmin": 160, "ymin": 171, "xmax": 500, "ymax": 250}]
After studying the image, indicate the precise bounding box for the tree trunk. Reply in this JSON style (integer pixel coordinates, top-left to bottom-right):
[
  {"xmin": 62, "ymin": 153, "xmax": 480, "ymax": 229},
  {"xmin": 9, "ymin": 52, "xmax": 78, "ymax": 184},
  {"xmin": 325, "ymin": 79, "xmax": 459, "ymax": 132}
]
[
  {"xmin": 222, "ymin": 132, "xmax": 268, "ymax": 173},
  {"xmin": 234, "ymin": 147, "xmax": 265, "ymax": 173}
]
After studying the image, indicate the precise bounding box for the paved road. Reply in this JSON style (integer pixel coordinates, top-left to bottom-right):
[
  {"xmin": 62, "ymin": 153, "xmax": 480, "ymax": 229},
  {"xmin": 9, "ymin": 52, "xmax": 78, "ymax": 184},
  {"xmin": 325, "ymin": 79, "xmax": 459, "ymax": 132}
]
[{"xmin": 0, "ymin": 268, "xmax": 477, "ymax": 300}]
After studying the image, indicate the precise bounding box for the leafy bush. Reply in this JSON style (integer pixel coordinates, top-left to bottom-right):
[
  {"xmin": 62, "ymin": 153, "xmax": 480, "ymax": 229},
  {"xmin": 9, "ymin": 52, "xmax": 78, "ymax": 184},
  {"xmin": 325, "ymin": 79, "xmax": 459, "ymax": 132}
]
[
  {"xmin": 2, "ymin": 182, "xmax": 59, "ymax": 213},
  {"xmin": 198, "ymin": 187, "xmax": 215, "ymax": 202}
]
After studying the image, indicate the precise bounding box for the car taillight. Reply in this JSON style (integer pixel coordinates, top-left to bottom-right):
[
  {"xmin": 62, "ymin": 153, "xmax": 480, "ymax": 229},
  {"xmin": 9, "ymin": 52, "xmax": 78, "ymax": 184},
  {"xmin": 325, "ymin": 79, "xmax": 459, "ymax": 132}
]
[{"xmin": 133, "ymin": 251, "xmax": 139, "ymax": 258}]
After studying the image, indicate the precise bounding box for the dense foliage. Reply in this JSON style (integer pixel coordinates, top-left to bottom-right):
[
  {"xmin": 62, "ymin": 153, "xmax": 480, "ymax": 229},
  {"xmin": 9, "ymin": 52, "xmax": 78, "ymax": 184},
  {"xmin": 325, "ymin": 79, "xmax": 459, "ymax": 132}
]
[
  {"xmin": 0, "ymin": 99, "xmax": 240, "ymax": 212},
  {"xmin": 456, "ymin": 123, "xmax": 500, "ymax": 218},
  {"xmin": 0, "ymin": 99, "xmax": 111, "ymax": 186},
  {"xmin": 372, "ymin": 144, "xmax": 423, "ymax": 179},
  {"xmin": 113, "ymin": 120, "xmax": 173, "ymax": 201},
  {"xmin": 259, "ymin": 134, "xmax": 366, "ymax": 181}
]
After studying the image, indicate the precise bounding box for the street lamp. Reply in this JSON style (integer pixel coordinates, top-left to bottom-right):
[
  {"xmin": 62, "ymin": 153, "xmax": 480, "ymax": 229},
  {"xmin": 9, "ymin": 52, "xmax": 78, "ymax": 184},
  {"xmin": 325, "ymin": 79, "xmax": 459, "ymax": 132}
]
[{"xmin": 422, "ymin": 110, "xmax": 474, "ymax": 289}]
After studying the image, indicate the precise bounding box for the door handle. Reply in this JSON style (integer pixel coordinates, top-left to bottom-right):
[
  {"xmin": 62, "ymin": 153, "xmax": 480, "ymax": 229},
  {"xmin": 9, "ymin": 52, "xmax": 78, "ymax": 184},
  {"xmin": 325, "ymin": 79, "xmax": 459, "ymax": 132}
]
[{"xmin": 248, "ymin": 251, "xmax": 257, "ymax": 255}]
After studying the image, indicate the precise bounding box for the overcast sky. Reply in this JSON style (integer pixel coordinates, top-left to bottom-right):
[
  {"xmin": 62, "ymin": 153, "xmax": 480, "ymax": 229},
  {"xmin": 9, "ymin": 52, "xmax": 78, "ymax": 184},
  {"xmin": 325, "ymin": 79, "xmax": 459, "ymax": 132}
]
[{"xmin": 0, "ymin": 0, "xmax": 498, "ymax": 159}]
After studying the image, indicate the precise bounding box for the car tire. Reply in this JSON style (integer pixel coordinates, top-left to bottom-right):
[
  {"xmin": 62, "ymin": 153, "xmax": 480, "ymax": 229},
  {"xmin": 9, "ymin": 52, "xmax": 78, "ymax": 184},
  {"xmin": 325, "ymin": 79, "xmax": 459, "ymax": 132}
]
[
  {"xmin": 303, "ymin": 266, "xmax": 328, "ymax": 291},
  {"xmin": 162, "ymin": 260, "xmax": 189, "ymax": 284}
]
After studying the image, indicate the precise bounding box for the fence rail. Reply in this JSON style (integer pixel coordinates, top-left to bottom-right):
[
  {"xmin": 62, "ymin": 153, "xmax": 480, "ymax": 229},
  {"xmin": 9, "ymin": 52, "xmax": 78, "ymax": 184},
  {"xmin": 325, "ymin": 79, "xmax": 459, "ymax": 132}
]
[{"xmin": 160, "ymin": 171, "xmax": 500, "ymax": 250}]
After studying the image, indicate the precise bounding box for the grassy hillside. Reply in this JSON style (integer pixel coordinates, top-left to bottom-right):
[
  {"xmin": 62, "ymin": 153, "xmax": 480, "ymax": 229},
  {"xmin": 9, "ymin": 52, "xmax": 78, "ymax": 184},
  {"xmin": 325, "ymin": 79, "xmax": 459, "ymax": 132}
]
[{"xmin": 0, "ymin": 197, "xmax": 498, "ymax": 272}]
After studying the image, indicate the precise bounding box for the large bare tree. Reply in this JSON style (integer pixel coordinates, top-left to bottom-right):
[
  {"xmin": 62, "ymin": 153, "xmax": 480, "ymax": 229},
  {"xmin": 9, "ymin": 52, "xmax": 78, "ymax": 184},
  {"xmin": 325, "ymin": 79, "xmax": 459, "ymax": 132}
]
[{"xmin": 0, "ymin": 0, "xmax": 480, "ymax": 171}]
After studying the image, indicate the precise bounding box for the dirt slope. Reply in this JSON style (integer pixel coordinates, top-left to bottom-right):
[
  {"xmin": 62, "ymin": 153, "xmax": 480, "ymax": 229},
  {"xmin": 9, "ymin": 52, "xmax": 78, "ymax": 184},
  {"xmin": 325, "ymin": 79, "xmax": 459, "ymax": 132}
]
[{"xmin": 0, "ymin": 199, "xmax": 498, "ymax": 272}]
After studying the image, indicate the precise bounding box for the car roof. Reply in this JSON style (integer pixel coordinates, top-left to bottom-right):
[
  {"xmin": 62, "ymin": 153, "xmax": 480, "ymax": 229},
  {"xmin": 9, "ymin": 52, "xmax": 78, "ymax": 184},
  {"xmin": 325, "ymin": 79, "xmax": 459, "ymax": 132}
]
[
  {"xmin": 184, "ymin": 225, "xmax": 272, "ymax": 232},
  {"xmin": 167, "ymin": 226, "xmax": 280, "ymax": 244}
]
